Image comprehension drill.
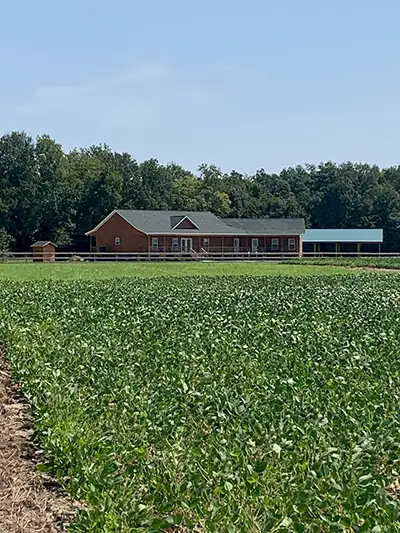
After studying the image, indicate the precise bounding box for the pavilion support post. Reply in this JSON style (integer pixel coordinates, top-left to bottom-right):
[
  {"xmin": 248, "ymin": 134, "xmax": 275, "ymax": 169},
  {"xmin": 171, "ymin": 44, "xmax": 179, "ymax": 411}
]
[
  {"xmin": 357, "ymin": 242, "xmax": 361, "ymax": 256},
  {"xmin": 378, "ymin": 242, "xmax": 381, "ymax": 257},
  {"xmin": 221, "ymin": 236, "xmax": 224, "ymax": 255},
  {"xmin": 313, "ymin": 242, "xmax": 317, "ymax": 257}
]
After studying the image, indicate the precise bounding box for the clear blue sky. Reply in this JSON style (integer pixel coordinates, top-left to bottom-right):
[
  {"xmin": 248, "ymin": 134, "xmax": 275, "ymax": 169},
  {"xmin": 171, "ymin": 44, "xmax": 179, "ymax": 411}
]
[{"xmin": 2, "ymin": 0, "xmax": 400, "ymax": 174}]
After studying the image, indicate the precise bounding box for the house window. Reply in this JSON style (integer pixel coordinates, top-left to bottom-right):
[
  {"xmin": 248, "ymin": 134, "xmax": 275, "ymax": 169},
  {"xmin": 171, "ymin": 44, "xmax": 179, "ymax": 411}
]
[
  {"xmin": 288, "ymin": 238, "xmax": 296, "ymax": 251},
  {"xmin": 172, "ymin": 237, "xmax": 179, "ymax": 250},
  {"xmin": 234, "ymin": 238, "xmax": 240, "ymax": 252},
  {"xmin": 271, "ymin": 238, "xmax": 279, "ymax": 251},
  {"xmin": 115, "ymin": 237, "xmax": 121, "ymax": 246},
  {"xmin": 203, "ymin": 238, "xmax": 209, "ymax": 247},
  {"xmin": 151, "ymin": 237, "xmax": 159, "ymax": 250}
]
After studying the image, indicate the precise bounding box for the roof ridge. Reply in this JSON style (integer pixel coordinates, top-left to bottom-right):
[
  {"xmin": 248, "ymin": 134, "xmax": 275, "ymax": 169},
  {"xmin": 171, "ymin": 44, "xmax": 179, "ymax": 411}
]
[
  {"xmin": 117, "ymin": 209, "xmax": 214, "ymax": 214},
  {"xmin": 224, "ymin": 217, "xmax": 305, "ymax": 220}
]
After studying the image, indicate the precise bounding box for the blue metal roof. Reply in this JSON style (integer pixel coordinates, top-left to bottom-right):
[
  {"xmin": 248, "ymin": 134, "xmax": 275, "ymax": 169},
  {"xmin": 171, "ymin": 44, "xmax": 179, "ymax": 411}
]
[{"xmin": 303, "ymin": 229, "xmax": 383, "ymax": 243}]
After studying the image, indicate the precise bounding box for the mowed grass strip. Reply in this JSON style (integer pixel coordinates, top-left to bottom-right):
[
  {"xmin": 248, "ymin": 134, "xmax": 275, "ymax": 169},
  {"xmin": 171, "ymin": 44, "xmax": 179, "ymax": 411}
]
[
  {"xmin": 0, "ymin": 261, "xmax": 353, "ymax": 280},
  {"xmin": 0, "ymin": 275, "xmax": 400, "ymax": 532}
]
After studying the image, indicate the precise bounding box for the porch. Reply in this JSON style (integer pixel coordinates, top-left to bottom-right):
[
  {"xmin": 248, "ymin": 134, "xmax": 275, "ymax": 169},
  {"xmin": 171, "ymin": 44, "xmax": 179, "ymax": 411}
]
[{"xmin": 147, "ymin": 235, "xmax": 301, "ymax": 255}]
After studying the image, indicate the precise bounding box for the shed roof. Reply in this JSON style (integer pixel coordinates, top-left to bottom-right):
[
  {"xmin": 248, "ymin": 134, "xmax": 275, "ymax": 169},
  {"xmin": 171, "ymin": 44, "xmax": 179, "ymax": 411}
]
[
  {"xmin": 303, "ymin": 229, "xmax": 383, "ymax": 243},
  {"xmin": 30, "ymin": 241, "xmax": 57, "ymax": 248},
  {"xmin": 224, "ymin": 218, "xmax": 305, "ymax": 235}
]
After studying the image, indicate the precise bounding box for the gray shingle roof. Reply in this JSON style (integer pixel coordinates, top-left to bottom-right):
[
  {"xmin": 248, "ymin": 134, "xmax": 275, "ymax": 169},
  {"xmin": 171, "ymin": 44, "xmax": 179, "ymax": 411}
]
[
  {"xmin": 87, "ymin": 210, "xmax": 307, "ymax": 236},
  {"xmin": 116, "ymin": 210, "xmax": 247, "ymax": 234},
  {"xmin": 224, "ymin": 218, "xmax": 305, "ymax": 235},
  {"xmin": 31, "ymin": 241, "xmax": 57, "ymax": 247}
]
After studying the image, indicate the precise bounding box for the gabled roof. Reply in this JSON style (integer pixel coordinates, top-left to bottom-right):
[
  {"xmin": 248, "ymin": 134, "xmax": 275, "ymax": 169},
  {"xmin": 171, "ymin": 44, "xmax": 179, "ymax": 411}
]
[
  {"xmin": 224, "ymin": 218, "xmax": 305, "ymax": 235},
  {"xmin": 86, "ymin": 210, "xmax": 247, "ymax": 235},
  {"xmin": 171, "ymin": 215, "xmax": 200, "ymax": 230},
  {"xmin": 303, "ymin": 229, "xmax": 383, "ymax": 243},
  {"xmin": 30, "ymin": 241, "xmax": 57, "ymax": 248}
]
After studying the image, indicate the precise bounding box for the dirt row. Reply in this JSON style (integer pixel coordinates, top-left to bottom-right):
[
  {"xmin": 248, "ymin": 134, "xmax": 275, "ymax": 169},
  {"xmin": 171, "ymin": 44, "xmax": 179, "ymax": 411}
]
[{"xmin": 0, "ymin": 350, "xmax": 76, "ymax": 532}]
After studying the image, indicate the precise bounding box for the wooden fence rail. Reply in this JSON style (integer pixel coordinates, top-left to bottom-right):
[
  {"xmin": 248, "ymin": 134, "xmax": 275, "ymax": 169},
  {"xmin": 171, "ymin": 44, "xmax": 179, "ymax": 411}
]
[{"xmin": 0, "ymin": 251, "xmax": 400, "ymax": 263}]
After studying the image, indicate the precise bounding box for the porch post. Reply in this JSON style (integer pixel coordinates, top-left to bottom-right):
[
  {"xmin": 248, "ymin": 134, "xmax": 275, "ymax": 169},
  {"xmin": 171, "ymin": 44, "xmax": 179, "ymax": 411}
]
[
  {"xmin": 357, "ymin": 242, "xmax": 361, "ymax": 256},
  {"xmin": 222, "ymin": 236, "xmax": 224, "ymax": 254},
  {"xmin": 313, "ymin": 242, "xmax": 316, "ymax": 256}
]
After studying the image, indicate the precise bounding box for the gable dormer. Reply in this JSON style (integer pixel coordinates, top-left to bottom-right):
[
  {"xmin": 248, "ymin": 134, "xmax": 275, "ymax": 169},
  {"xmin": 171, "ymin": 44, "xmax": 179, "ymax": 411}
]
[{"xmin": 170, "ymin": 215, "xmax": 200, "ymax": 230}]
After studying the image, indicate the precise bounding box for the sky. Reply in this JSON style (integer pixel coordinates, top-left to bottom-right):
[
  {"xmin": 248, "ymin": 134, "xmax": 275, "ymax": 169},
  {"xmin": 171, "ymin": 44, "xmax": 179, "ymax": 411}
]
[{"xmin": 1, "ymin": 0, "xmax": 400, "ymax": 174}]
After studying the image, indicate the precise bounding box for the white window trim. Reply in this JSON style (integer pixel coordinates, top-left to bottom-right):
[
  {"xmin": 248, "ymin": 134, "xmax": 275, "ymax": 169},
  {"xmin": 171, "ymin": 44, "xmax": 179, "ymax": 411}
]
[
  {"xmin": 203, "ymin": 238, "xmax": 209, "ymax": 246},
  {"xmin": 271, "ymin": 238, "xmax": 279, "ymax": 251},
  {"xmin": 151, "ymin": 237, "xmax": 159, "ymax": 249},
  {"xmin": 288, "ymin": 238, "xmax": 296, "ymax": 251},
  {"xmin": 172, "ymin": 237, "xmax": 179, "ymax": 248},
  {"xmin": 115, "ymin": 237, "xmax": 121, "ymax": 246}
]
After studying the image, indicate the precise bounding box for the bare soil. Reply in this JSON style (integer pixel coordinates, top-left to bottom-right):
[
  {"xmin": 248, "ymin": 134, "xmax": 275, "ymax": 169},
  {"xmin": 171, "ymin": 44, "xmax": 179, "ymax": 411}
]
[{"xmin": 0, "ymin": 350, "xmax": 77, "ymax": 532}]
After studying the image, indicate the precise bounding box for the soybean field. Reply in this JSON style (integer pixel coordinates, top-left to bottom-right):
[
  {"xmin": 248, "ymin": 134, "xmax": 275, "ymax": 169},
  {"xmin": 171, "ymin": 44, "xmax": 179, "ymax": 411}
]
[{"xmin": 1, "ymin": 274, "xmax": 400, "ymax": 532}]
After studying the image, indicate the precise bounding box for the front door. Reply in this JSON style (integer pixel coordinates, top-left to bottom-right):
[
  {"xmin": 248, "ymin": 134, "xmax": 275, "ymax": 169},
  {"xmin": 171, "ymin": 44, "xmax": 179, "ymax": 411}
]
[
  {"xmin": 234, "ymin": 238, "xmax": 240, "ymax": 253},
  {"xmin": 181, "ymin": 238, "xmax": 193, "ymax": 253},
  {"xmin": 251, "ymin": 238, "xmax": 259, "ymax": 253}
]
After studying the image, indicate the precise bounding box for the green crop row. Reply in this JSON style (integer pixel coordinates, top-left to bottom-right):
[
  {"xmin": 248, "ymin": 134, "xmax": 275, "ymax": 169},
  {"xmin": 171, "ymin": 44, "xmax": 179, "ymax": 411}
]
[
  {"xmin": 0, "ymin": 274, "xmax": 400, "ymax": 532},
  {"xmin": 287, "ymin": 257, "xmax": 400, "ymax": 270}
]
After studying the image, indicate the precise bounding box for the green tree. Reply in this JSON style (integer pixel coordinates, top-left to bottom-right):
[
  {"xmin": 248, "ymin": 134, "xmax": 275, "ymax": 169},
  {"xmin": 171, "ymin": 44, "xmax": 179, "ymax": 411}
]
[
  {"xmin": 172, "ymin": 172, "xmax": 206, "ymax": 211},
  {"xmin": 370, "ymin": 183, "xmax": 400, "ymax": 251},
  {"xmin": 35, "ymin": 135, "xmax": 76, "ymax": 247},
  {"xmin": 1, "ymin": 129, "xmax": 400, "ymax": 252},
  {"xmin": 0, "ymin": 131, "xmax": 38, "ymax": 249},
  {"xmin": 67, "ymin": 145, "xmax": 123, "ymax": 246},
  {"xmin": 0, "ymin": 228, "xmax": 14, "ymax": 253}
]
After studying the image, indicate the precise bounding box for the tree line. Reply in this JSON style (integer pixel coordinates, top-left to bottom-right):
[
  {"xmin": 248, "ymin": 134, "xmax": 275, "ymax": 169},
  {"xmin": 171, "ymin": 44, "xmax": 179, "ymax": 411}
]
[{"xmin": 0, "ymin": 131, "xmax": 399, "ymax": 252}]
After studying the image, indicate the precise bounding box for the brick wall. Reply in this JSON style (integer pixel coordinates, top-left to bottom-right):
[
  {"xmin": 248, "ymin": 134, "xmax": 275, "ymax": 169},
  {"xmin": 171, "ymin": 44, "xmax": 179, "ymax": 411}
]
[{"xmin": 93, "ymin": 213, "xmax": 148, "ymax": 252}]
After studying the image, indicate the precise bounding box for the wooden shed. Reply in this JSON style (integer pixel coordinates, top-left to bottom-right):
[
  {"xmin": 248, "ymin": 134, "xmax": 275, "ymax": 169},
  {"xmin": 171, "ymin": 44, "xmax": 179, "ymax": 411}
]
[{"xmin": 30, "ymin": 241, "xmax": 57, "ymax": 262}]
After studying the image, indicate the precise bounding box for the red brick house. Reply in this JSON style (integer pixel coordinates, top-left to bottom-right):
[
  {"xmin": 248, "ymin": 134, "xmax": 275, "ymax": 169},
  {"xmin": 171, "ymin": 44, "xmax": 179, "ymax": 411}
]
[{"xmin": 86, "ymin": 210, "xmax": 305, "ymax": 255}]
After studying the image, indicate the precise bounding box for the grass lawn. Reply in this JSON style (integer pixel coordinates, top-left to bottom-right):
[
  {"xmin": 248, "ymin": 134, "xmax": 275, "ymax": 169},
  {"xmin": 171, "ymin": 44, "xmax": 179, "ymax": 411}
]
[{"xmin": 0, "ymin": 261, "xmax": 360, "ymax": 280}]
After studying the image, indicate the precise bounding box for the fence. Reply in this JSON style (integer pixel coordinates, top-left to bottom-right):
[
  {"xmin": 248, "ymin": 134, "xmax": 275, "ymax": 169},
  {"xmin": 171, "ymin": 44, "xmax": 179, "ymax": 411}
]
[{"xmin": 1, "ymin": 251, "xmax": 400, "ymax": 263}]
